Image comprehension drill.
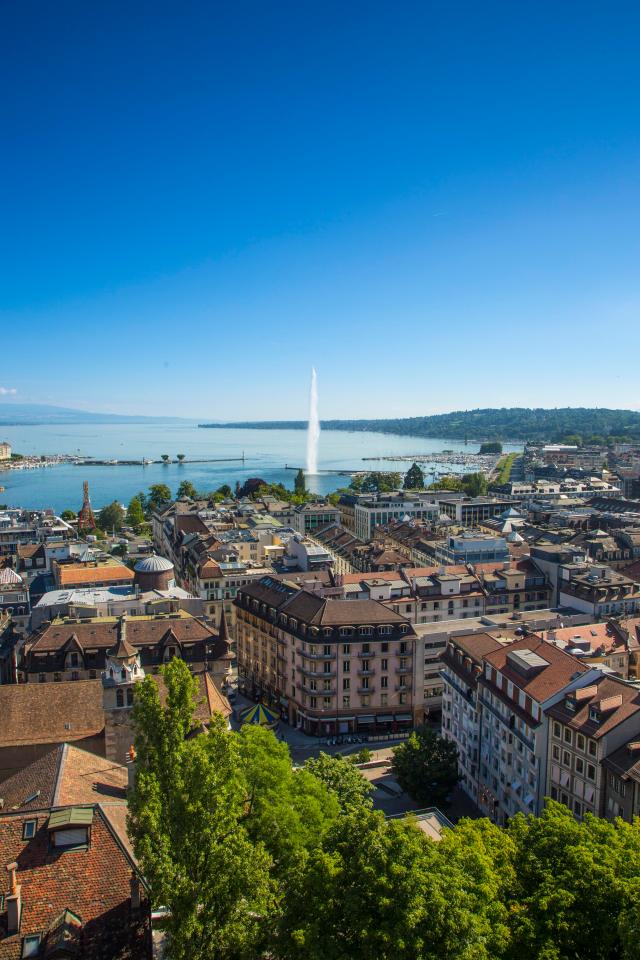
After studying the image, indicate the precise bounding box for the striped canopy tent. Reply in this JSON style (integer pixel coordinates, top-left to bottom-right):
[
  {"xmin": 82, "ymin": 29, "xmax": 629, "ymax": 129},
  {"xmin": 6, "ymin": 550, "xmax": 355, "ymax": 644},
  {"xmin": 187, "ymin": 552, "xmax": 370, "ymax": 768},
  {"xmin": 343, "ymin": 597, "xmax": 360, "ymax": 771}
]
[{"xmin": 239, "ymin": 703, "xmax": 279, "ymax": 729}]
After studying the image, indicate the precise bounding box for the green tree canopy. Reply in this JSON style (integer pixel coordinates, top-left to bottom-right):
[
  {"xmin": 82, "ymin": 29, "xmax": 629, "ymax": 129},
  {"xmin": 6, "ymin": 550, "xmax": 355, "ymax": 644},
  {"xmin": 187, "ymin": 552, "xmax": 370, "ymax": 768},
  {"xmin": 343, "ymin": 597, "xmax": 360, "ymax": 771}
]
[
  {"xmin": 304, "ymin": 752, "xmax": 374, "ymax": 814},
  {"xmin": 147, "ymin": 483, "xmax": 172, "ymax": 508},
  {"xmin": 176, "ymin": 479, "xmax": 199, "ymax": 501},
  {"xmin": 403, "ymin": 462, "xmax": 426, "ymax": 489},
  {"xmin": 392, "ymin": 726, "xmax": 459, "ymax": 808},
  {"xmin": 60, "ymin": 509, "xmax": 76, "ymax": 521},
  {"xmin": 97, "ymin": 500, "xmax": 124, "ymax": 533},
  {"xmin": 294, "ymin": 468, "xmax": 307, "ymax": 497},
  {"xmin": 479, "ymin": 441, "xmax": 503, "ymax": 454},
  {"xmin": 460, "ymin": 472, "xmax": 488, "ymax": 497},
  {"xmin": 129, "ymin": 660, "xmax": 277, "ymax": 960},
  {"xmin": 126, "ymin": 495, "xmax": 146, "ymax": 531},
  {"xmin": 350, "ymin": 472, "xmax": 402, "ymax": 494}
]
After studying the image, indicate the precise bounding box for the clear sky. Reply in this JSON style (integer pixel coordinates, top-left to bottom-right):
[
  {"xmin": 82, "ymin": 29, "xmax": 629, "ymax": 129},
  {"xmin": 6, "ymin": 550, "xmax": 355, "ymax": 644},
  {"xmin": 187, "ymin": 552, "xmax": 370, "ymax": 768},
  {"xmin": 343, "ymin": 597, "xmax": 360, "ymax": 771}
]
[{"xmin": 2, "ymin": 1, "xmax": 640, "ymax": 419}]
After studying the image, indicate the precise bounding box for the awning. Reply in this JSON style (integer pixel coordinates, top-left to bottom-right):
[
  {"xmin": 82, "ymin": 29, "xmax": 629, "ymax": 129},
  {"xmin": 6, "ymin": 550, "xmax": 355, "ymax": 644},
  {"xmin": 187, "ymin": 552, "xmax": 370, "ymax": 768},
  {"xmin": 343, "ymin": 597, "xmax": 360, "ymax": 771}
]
[
  {"xmin": 48, "ymin": 807, "xmax": 94, "ymax": 830},
  {"xmin": 357, "ymin": 715, "xmax": 376, "ymax": 724},
  {"xmin": 394, "ymin": 713, "xmax": 412, "ymax": 721},
  {"xmin": 376, "ymin": 715, "xmax": 394, "ymax": 723}
]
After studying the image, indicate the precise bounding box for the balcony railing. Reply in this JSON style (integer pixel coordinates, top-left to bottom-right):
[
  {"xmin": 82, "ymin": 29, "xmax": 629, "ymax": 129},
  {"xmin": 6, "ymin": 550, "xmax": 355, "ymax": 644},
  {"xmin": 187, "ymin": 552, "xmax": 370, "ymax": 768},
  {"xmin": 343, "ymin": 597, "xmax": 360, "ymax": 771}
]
[
  {"xmin": 357, "ymin": 686, "xmax": 376, "ymax": 695},
  {"xmin": 357, "ymin": 668, "xmax": 376, "ymax": 677},
  {"xmin": 296, "ymin": 647, "xmax": 335, "ymax": 660}
]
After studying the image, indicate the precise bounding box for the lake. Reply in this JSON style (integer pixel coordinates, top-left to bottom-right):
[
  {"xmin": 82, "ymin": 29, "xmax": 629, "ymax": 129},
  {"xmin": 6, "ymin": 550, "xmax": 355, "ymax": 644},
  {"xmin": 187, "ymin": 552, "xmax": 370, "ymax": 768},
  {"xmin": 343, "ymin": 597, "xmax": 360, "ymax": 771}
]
[{"xmin": 0, "ymin": 422, "xmax": 521, "ymax": 511}]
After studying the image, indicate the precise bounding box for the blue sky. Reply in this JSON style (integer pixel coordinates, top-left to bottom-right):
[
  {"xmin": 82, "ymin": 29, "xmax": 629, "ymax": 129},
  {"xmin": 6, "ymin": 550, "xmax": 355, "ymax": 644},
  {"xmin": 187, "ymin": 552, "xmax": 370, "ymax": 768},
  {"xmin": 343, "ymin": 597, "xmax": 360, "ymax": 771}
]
[{"xmin": 2, "ymin": 1, "xmax": 640, "ymax": 419}]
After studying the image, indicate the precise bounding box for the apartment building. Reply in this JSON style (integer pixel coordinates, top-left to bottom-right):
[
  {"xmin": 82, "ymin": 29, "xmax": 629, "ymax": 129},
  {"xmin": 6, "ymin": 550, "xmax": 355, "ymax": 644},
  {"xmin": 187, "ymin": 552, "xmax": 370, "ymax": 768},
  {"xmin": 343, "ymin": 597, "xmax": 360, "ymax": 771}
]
[
  {"xmin": 476, "ymin": 636, "xmax": 597, "ymax": 824},
  {"xmin": 431, "ymin": 531, "xmax": 510, "ymax": 565},
  {"xmin": 441, "ymin": 632, "xmax": 504, "ymax": 802},
  {"xmin": 602, "ymin": 739, "xmax": 640, "ymax": 821},
  {"xmin": 352, "ymin": 493, "xmax": 440, "ymax": 541},
  {"xmin": 545, "ymin": 675, "xmax": 640, "ymax": 820},
  {"xmin": 558, "ymin": 564, "xmax": 640, "ymax": 618},
  {"xmin": 292, "ymin": 502, "xmax": 341, "ymax": 535},
  {"xmin": 235, "ymin": 577, "xmax": 417, "ymax": 736}
]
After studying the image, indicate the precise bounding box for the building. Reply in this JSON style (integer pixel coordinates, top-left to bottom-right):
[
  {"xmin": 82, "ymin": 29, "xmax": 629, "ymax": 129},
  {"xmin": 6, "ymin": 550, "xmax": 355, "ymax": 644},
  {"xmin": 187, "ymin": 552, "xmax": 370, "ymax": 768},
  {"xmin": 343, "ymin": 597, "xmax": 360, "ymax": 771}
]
[
  {"xmin": 558, "ymin": 565, "xmax": 640, "ymax": 618},
  {"xmin": 292, "ymin": 502, "xmax": 341, "ymax": 535},
  {"xmin": 52, "ymin": 555, "xmax": 135, "ymax": 591},
  {"xmin": 441, "ymin": 632, "xmax": 504, "ymax": 802},
  {"xmin": 0, "ymin": 442, "xmax": 11, "ymax": 461},
  {"xmin": 437, "ymin": 497, "xmax": 517, "ymax": 526},
  {"xmin": 431, "ymin": 531, "xmax": 510, "ymax": 565},
  {"xmin": 0, "ymin": 568, "xmax": 30, "ymax": 630},
  {"xmin": 0, "ymin": 804, "xmax": 149, "ymax": 959},
  {"xmin": 235, "ymin": 577, "xmax": 417, "ymax": 736},
  {"xmin": 352, "ymin": 493, "xmax": 440, "ymax": 541},
  {"xmin": 539, "ymin": 621, "xmax": 633, "ymax": 678},
  {"xmin": 545, "ymin": 675, "xmax": 640, "ymax": 820},
  {"xmin": 476, "ymin": 636, "xmax": 598, "ymax": 824},
  {"xmin": 21, "ymin": 610, "xmax": 231, "ymax": 685},
  {"xmin": 602, "ymin": 738, "xmax": 640, "ymax": 822}
]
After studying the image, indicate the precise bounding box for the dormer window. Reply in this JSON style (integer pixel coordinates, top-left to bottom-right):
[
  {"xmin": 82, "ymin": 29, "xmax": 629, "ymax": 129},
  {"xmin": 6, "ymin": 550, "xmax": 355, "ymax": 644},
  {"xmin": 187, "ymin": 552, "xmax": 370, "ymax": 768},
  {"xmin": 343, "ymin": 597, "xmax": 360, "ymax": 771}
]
[
  {"xmin": 565, "ymin": 698, "xmax": 576, "ymax": 712},
  {"xmin": 22, "ymin": 935, "xmax": 41, "ymax": 958},
  {"xmin": 22, "ymin": 819, "xmax": 37, "ymax": 840},
  {"xmin": 378, "ymin": 626, "xmax": 391, "ymax": 635},
  {"xmin": 359, "ymin": 627, "xmax": 373, "ymax": 636},
  {"xmin": 339, "ymin": 627, "xmax": 353, "ymax": 637},
  {"xmin": 589, "ymin": 706, "xmax": 600, "ymax": 723},
  {"xmin": 48, "ymin": 807, "xmax": 92, "ymax": 850}
]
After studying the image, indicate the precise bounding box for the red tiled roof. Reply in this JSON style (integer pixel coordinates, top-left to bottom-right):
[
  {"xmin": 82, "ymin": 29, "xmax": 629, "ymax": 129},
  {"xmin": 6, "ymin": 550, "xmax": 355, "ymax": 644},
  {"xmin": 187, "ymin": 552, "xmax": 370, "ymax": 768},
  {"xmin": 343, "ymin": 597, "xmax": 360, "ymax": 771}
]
[
  {"xmin": 0, "ymin": 806, "xmax": 148, "ymax": 958},
  {"xmin": 483, "ymin": 635, "xmax": 587, "ymax": 704}
]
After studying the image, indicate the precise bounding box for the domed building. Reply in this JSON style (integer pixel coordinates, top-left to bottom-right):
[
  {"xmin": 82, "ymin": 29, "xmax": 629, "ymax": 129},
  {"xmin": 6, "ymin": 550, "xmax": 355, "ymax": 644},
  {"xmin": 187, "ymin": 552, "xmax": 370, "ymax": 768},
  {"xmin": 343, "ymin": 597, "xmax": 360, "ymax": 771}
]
[{"xmin": 133, "ymin": 554, "xmax": 175, "ymax": 592}]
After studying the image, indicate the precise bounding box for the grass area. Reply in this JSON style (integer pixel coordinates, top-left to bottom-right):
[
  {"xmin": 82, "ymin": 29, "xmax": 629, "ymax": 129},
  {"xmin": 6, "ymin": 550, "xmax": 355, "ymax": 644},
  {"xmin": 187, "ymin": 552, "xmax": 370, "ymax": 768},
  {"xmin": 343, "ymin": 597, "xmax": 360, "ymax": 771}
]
[{"xmin": 494, "ymin": 452, "xmax": 517, "ymax": 485}]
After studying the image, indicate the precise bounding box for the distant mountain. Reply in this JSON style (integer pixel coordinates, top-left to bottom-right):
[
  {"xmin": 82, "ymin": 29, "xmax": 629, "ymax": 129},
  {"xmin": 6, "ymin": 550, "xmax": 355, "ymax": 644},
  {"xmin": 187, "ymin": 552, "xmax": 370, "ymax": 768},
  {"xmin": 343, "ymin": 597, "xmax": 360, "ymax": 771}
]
[
  {"xmin": 0, "ymin": 402, "xmax": 191, "ymax": 426},
  {"xmin": 199, "ymin": 407, "xmax": 640, "ymax": 443}
]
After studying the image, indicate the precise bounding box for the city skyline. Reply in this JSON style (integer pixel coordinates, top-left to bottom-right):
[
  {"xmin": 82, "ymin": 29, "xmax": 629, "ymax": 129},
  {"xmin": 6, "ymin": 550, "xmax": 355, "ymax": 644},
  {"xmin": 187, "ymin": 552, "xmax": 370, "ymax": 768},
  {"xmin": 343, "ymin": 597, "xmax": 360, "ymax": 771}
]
[{"xmin": 2, "ymin": 2, "xmax": 640, "ymax": 418}]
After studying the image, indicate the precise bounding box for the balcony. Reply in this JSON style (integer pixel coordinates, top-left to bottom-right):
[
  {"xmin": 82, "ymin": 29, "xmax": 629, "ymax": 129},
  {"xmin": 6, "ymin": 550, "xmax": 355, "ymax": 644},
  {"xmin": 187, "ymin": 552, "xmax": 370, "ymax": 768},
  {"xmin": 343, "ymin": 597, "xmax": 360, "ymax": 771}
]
[
  {"xmin": 296, "ymin": 647, "xmax": 335, "ymax": 661},
  {"xmin": 296, "ymin": 682, "xmax": 336, "ymax": 697},
  {"xmin": 357, "ymin": 686, "xmax": 376, "ymax": 695},
  {"xmin": 395, "ymin": 684, "xmax": 410, "ymax": 693},
  {"xmin": 396, "ymin": 666, "xmax": 412, "ymax": 675},
  {"xmin": 300, "ymin": 666, "xmax": 336, "ymax": 679},
  {"xmin": 357, "ymin": 650, "xmax": 376, "ymax": 658},
  {"xmin": 357, "ymin": 668, "xmax": 376, "ymax": 677}
]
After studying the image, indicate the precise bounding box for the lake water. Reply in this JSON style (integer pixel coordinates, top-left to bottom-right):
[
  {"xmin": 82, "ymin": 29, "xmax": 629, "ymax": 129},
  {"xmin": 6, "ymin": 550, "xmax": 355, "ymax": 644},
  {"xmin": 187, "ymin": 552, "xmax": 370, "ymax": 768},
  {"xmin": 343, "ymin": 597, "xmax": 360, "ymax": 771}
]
[{"xmin": 0, "ymin": 422, "xmax": 521, "ymax": 512}]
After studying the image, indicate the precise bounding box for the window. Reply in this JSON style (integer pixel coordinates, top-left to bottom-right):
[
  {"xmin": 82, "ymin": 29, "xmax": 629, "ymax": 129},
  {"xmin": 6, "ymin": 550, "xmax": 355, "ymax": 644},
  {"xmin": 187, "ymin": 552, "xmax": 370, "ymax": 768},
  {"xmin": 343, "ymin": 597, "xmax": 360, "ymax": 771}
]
[
  {"xmin": 127, "ymin": 688, "xmax": 134, "ymax": 706},
  {"xmin": 116, "ymin": 689, "xmax": 124, "ymax": 707},
  {"xmin": 23, "ymin": 819, "xmax": 37, "ymax": 840},
  {"xmin": 552, "ymin": 722, "xmax": 561, "ymax": 738},
  {"xmin": 342, "ymin": 644, "xmax": 350, "ymax": 655},
  {"xmin": 323, "ymin": 645, "xmax": 332, "ymax": 656},
  {"xmin": 564, "ymin": 728, "xmax": 572, "ymax": 745},
  {"xmin": 342, "ymin": 696, "xmax": 350, "ymax": 707},
  {"xmin": 552, "ymin": 745, "xmax": 560, "ymax": 760},
  {"xmin": 398, "ymin": 692, "xmax": 407, "ymax": 704},
  {"xmin": 586, "ymin": 763, "xmax": 596, "ymax": 782},
  {"xmin": 588, "ymin": 740, "xmax": 597, "ymax": 757},
  {"xmin": 343, "ymin": 660, "xmax": 350, "ymax": 673},
  {"xmin": 71, "ymin": 671, "xmax": 79, "ymax": 681},
  {"xmin": 54, "ymin": 673, "xmax": 61, "ymax": 682},
  {"xmin": 381, "ymin": 642, "xmax": 388, "ymax": 652},
  {"xmin": 22, "ymin": 936, "xmax": 41, "ymax": 958},
  {"xmin": 381, "ymin": 658, "xmax": 388, "ymax": 671},
  {"xmin": 52, "ymin": 827, "xmax": 88, "ymax": 848},
  {"xmin": 38, "ymin": 674, "xmax": 45, "ymax": 683},
  {"xmin": 381, "ymin": 676, "xmax": 388, "ymax": 689},
  {"xmin": 575, "ymin": 757, "xmax": 584, "ymax": 775},
  {"xmin": 576, "ymin": 734, "xmax": 585, "ymax": 751},
  {"xmin": 381, "ymin": 693, "xmax": 388, "ymax": 705},
  {"xmin": 563, "ymin": 751, "xmax": 571, "ymax": 766}
]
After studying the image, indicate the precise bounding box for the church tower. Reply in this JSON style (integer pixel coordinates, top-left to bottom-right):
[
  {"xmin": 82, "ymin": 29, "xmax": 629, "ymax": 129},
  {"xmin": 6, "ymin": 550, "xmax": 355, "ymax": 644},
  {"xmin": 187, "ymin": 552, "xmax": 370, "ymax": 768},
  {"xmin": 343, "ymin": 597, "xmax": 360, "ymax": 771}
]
[{"xmin": 102, "ymin": 618, "xmax": 145, "ymax": 762}]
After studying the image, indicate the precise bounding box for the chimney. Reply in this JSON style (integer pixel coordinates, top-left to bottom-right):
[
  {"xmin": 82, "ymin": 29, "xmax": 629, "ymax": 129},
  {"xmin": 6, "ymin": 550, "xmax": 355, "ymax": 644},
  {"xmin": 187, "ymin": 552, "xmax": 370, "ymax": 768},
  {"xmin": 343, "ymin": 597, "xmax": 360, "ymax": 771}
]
[
  {"xmin": 6, "ymin": 861, "xmax": 21, "ymax": 934},
  {"xmin": 130, "ymin": 872, "xmax": 141, "ymax": 912},
  {"xmin": 127, "ymin": 745, "xmax": 137, "ymax": 791}
]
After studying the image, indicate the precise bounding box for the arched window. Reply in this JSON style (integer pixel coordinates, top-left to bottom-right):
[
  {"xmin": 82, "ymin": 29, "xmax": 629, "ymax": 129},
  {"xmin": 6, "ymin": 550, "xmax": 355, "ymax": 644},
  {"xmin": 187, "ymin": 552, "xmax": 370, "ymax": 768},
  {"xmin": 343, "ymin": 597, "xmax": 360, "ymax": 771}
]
[
  {"xmin": 121, "ymin": 668, "xmax": 126, "ymax": 680},
  {"xmin": 116, "ymin": 689, "xmax": 124, "ymax": 707},
  {"xmin": 127, "ymin": 688, "xmax": 134, "ymax": 706}
]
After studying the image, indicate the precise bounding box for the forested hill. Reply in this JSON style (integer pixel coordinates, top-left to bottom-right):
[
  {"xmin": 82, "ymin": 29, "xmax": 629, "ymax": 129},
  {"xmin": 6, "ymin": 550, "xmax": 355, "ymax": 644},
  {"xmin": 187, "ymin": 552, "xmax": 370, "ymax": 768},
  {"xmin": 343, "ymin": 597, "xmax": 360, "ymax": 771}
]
[{"xmin": 199, "ymin": 407, "xmax": 640, "ymax": 442}]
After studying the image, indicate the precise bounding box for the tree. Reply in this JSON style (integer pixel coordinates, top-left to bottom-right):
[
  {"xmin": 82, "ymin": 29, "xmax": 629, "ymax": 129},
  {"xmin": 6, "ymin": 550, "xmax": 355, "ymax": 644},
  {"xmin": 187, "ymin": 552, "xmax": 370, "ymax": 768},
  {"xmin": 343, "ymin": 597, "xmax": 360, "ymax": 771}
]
[
  {"xmin": 304, "ymin": 752, "xmax": 374, "ymax": 814},
  {"xmin": 176, "ymin": 480, "xmax": 198, "ymax": 501},
  {"xmin": 176, "ymin": 453, "xmax": 185, "ymax": 462},
  {"xmin": 147, "ymin": 484, "xmax": 172, "ymax": 509},
  {"xmin": 97, "ymin": 500, "xmax": 124, "ymax": 533},
  {"xmin": 403, "ymin": 462, "xmax": 425, "ymax": 490},
  {"xmin": 216, "ymin": 484, "xmax": 233, "ymax": 499},
  {"xmin": 60, "ymin": 509, "xmax": 76, "ymax": 521},
  {"xmin": 391, "ymin": 726, "xmax": 459, "ymax": 807},
  {"xmin": 429, "ymin": 475, "xmax": 463, "ymax": 492},
  {"xmin": 238, "ymin": 477, "xmax": 268, "ymax": 498},
  {"xmin": 461, "ymin": 472, "xmax": 488, "ymax": 497},
  {"xmin": 129, "ymin": 660, "xmax": 277, "ymax": 960},
  {"xmin": 161, "ymin": 454, "xmax": 170, "ymax": 463},
  {"xmin": 350, "ymin": 472, "xmax": 402, "ymax": 494},
  {"xmin": 126, "ymin": 495, "xmax": 146, "ymax": 531},
  {"xmin": 479, "ymin": 441, "xmax": 502, "ymax": 455},
  {"xmin": 294, "ymin": 468, "xmax": 307, "ymax": 497}
]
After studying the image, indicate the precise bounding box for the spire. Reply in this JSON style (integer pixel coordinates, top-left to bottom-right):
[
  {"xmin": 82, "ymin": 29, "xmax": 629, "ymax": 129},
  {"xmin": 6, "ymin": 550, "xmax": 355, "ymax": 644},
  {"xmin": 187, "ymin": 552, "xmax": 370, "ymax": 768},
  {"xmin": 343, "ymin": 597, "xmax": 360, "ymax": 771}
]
[
  {"xmin": 77, "ymin": 480, "xmax": 96, "ymax": 532},
  {"xmin": 109, "ymin": 617, "xmax": 138, "ymax": 660},
  {"xmin": 218, "ymin": 606, "xmax": 231, "ymax": 649}
]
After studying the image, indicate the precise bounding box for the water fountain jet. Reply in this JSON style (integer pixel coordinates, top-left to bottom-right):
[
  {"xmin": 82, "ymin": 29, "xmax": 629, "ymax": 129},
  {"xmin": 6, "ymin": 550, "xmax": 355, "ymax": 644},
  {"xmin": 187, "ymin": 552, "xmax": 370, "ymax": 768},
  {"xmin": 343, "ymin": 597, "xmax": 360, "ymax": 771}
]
[{"xmin": 306, "ymin": 367, "xmax": 320, "ymax": 475}]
